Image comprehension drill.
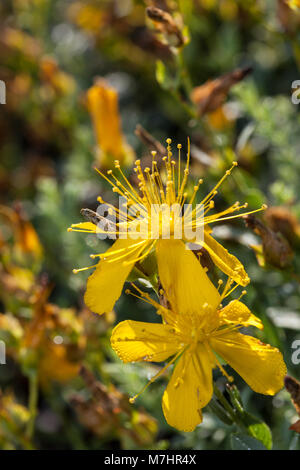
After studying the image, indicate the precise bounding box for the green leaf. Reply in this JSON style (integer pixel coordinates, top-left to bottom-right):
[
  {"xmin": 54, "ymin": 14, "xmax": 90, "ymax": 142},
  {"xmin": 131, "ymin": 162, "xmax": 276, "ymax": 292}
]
[
  {"xmin": 127, "ymin": 265, "xmax": 148, "ymax": 282},
  {"xmin": 127, "ymin": 251, "xmax": 158, "ymax": 292},
  {"xmin": 230, "ymin": 433, "xmax": 267, "ymax": 450},
  {"xmin": 155, "ymin": 60, "xmax": 166, "ymax": 88},
  {"xmin": 243, "ymin": 412, "xmax": 273, "ymax": 450},
  {"xmin": 155, "ymin": 60, "xmax": 179, "ymax": 91},
  {"xmin": 226, "ymin": 384, "xmax": 272, "ymax": 450}
]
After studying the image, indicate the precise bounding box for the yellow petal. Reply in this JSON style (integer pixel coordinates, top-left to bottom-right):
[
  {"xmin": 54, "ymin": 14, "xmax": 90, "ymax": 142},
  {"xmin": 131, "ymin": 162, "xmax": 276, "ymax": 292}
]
[
  {"xmin": 70, "ymin": 221, "xmax": 97, "ymax": 232},
  {"xmin": 162, "ymin": 344, "xmax": 213, "ymax": 432},
  {"xmin": 84, "ymin": 238, "xmax": 147, "ymax": 315},
  {"xmin": 156, "ymin": 239, "xmax": 221, "ymax": 317},
  {"xmin": 219, "ymin": 300, "xmax": 263, "ymax": 330},
  {"xmin": 111, "ymin": 320, "xmax": 181, "ymax": 363},
  {"xmin": 87, "ymin": 80, "xmax": 124, "ymax": 160},
  {"xmin": 210, "ymin": 331, "xmax": 286, "ymax": 395},
  {"xmin": 203, "ymin": 232, "xmax": 250, "ymax": 287}
]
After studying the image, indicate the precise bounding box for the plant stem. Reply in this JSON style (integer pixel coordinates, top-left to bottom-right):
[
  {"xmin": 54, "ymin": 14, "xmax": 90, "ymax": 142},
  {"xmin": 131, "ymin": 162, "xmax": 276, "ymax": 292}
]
[
  {"xmin": 213, "ymin": 383, "xmax": 236, "ymax": 422},
  {"xmin": 213, "ymin": 383, "xmax": 247, "ymax": 432},
  {"xmin": 169, "ymin": 89, "xmax": 196, "ymax": 120},
  {"xmin": 176, "ymin": 50, "xmax": 193, "ymax": 97},
  {"xmin": 26, "ymin": 371, "xmax": 38, "ymax": 441}
]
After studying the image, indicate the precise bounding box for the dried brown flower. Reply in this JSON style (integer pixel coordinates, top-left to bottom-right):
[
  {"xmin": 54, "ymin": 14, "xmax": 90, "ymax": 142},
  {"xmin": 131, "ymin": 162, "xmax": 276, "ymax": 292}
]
[
  {"xmin": 264, "ymin": 206, "xmax": 300, "ymax": 246},
  {"xmin": 191, "ymin": 67, "xmax": 252, "ymax": 116},
  {"xmin": 135, "ymin": 124, "xmax": 166, "ymax": 158},
  {"xmin": 244, "ymin": 214, "xmax": 293, "ymax": 269},
  {"xmin": 146, "ymin": 6, "xmax": 184, "ymax": 47},
  {"xmin": 285, "ymin": 375, "xmax": 300, "ymax": 433},
  {"xmin": 70, "ymin": 366, "xmax": 158, "ymax": 446}
]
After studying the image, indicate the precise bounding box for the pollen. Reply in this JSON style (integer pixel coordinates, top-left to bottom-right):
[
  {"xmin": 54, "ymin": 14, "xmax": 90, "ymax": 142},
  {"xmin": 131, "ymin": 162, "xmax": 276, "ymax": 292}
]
[{"xmin": 69, "ymin": 138, "xmax": 266, "ymax": 279}]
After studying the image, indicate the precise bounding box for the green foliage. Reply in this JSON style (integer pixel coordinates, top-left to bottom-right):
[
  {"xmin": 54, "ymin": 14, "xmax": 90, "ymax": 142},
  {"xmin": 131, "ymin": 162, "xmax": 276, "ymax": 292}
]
[
  {"xmin": 231, "ymin": 433, "xmax": 267, "ymax": 451},
  {"xmin": 0, "ymin": 0, "xmax": 300, "ymax": 451}
]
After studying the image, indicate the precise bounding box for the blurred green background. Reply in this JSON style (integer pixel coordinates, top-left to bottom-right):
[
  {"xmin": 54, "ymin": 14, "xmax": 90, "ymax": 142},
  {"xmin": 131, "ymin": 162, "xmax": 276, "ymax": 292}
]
[{"xmin": 0, "ymin": 0, "xmax": 300, "ymax": 450}]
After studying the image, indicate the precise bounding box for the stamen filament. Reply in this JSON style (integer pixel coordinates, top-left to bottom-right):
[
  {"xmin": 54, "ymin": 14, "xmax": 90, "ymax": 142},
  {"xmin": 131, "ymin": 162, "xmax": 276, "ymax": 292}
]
[{"xmin": 129, "ymin": 349, "xmax": 184, "ymax": 403}]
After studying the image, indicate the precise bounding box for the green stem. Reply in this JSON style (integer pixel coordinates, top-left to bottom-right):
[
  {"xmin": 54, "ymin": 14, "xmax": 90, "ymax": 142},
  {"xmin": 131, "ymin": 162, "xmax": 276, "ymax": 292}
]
[
  {"xmin": 213, "ymin": 383, "xmax": 247, "ymax": 432},
  {"xmin": 176, "ymin": 50, "xmax": 193, "ymax": 97},
  {"xmin": 213, "ymin": 383, "xmax": 236, "ymax": 422},
  {"xmin": 170, "ymin": 89, "xmax": 197, "ymax": 120},
  {"xmin": 291, "ymin": 38, "xmax": 300, "ymax": 73},
  {"xmin": 26, "ymin": 371, "xmax": 38, "ymax": 441}
]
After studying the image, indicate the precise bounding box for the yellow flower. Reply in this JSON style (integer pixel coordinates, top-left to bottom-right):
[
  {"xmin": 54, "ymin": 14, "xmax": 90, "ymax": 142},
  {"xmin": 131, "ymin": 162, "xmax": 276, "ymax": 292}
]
[
  {"xmin": 68, "ymin": 2, "xmax": 105, "ymax": 34},
  {"xmin": 69, "ymin": 139, "xmax": 265, "ymax": 315},
  {"xmin": 86, "ymin": 80, "xmax": 134, "ymax": 168},
  {"xmin": 287, "ymin": 0, "xmax": 300, "ymax": 10},
  {"xmin": 110, "ymin": 239, "xmax": 287, "ymax": 432}
]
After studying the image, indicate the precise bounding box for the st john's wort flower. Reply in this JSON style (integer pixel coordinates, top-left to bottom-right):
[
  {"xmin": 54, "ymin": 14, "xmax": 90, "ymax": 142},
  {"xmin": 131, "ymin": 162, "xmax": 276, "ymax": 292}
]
[
  {"xmin": 110, "ymin": 239, "xmax": 286, "ymax": 432},
  {"xmin": 69, "ymin": 139, "xmax": 265, "ymax": 315}
]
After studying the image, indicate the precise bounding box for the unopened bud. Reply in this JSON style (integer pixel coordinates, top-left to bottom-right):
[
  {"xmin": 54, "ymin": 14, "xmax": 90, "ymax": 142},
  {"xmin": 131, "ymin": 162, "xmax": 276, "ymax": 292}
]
[
  {"xmin": 146, "ymin": 6, "xmax": 184, "ymax": 48},
  {"xmin": 244, "ymin": 214, "xmax": 293, "ymax": 269}
]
